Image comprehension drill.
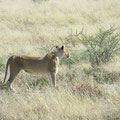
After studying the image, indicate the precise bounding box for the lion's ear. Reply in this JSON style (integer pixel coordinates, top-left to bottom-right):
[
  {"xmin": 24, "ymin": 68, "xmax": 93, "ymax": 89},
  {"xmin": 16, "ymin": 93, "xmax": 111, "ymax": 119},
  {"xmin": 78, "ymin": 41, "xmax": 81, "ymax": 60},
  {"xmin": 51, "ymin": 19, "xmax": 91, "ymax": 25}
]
[{"xmin": 61, "ymin": 45, "xmax": 65, "ymax": 50}]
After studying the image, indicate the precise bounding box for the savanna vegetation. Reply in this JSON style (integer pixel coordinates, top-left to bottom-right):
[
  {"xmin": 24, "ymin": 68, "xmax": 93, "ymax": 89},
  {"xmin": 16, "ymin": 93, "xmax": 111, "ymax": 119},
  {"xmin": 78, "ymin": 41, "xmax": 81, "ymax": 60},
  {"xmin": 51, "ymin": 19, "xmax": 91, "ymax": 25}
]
[{"xmin": 0, "ymin": 0, "xmax": 120, "ymax": 119}]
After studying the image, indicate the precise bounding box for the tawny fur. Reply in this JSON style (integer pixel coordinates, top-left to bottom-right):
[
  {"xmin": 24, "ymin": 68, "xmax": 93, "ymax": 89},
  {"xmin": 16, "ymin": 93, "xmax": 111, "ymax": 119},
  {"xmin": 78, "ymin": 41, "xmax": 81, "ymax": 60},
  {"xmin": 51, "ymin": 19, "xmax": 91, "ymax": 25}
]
[{"xmin": 3, "ymin": 46, "xmax": 70, "ymax": 89}]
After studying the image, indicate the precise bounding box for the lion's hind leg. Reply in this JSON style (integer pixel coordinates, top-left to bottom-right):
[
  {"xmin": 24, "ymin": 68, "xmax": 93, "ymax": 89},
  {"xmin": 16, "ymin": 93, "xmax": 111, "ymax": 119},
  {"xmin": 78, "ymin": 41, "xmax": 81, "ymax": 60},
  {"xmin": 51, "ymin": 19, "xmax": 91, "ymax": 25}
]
[{"xmin": 7, "ymin": 65, "xmax": 21, "ymax": 90}]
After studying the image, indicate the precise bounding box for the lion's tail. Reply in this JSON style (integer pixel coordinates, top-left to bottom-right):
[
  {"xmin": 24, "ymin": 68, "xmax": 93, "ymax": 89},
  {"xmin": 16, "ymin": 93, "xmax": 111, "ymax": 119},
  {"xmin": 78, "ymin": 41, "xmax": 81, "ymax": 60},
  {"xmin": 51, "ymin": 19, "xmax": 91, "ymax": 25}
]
[{"xmin": 3, "ymin": 59, "xmax": 10, "ymax": 84}]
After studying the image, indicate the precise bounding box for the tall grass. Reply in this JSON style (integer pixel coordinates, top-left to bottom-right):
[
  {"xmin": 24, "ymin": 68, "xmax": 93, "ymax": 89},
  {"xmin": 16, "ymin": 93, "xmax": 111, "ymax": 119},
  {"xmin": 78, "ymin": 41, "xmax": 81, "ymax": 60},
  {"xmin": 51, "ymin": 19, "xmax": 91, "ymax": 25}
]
[
  {"xmin": 0, "ymin": 84, "xmax": 120, "ymax": 120},
  {"xmin": 0, "ymin": 0, "xmax": 120, "ymax": 119}
]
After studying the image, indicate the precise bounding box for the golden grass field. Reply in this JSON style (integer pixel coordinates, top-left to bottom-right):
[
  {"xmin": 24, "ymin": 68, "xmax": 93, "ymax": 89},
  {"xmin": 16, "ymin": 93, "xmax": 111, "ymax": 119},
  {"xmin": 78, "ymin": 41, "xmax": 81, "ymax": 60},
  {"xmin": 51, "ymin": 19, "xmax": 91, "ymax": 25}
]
[{"xmin": 0, "ymin": 0, "xmax": 120, "ymax": 119}]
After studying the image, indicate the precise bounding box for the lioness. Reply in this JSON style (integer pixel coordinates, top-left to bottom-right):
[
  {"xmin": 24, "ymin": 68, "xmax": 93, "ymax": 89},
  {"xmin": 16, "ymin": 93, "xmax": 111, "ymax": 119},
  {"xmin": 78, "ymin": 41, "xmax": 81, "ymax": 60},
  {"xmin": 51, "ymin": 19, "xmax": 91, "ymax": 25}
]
[{"xmin": 3, "ymin": 45, "xmax": 70, "ymax": 89}]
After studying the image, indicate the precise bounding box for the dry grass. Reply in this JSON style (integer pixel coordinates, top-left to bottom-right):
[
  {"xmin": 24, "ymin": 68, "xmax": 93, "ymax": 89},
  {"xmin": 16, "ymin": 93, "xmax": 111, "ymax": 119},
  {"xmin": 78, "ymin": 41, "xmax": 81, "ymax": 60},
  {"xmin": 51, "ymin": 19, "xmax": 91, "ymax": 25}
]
[
  {"xmin": 0, "ymin": 84, "xmax": 120, "ymax": 120},
  {"xmin": 0, "ymin": 0, "xmax": 120, "ymax": 119}
]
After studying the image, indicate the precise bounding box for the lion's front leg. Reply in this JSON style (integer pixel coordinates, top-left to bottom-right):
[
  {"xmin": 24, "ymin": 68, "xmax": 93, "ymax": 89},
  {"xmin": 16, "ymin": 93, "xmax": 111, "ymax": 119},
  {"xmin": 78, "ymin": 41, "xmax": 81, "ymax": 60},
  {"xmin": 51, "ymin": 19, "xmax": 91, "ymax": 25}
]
[{"xmin": 50, "ymin": 72, "xmax": 56, "ymax": 87}]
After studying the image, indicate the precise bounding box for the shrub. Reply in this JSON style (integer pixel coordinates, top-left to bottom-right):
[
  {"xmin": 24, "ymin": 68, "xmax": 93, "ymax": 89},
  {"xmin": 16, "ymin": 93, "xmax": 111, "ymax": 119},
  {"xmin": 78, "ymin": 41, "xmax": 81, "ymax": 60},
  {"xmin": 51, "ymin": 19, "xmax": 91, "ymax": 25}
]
[
  {"xmin": 62, "ymin": 52, "xmax": 80, "ymax": 65},
  {"xmin": 81, "ymin": 27, "xmax": 120, "ymax": 67},
  {"xmin": 67, "ymin": 27, "xmax": 120, "ymax": 67}
]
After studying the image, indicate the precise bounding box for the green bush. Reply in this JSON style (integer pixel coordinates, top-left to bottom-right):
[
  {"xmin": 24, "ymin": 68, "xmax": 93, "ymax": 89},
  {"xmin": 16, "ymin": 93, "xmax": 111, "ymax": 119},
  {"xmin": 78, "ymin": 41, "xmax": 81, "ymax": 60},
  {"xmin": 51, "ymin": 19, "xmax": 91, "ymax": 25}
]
[
  {"xmin": 81, "ymin": 27, "xmax": 120, "ymax": 67},
  {"xmin": 67, "ymin": 27, "xmax": 120, "ymax": 67},
  {"xmin": 62, "ymin": 52, "xmax": 80, "ymax": 65}
]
